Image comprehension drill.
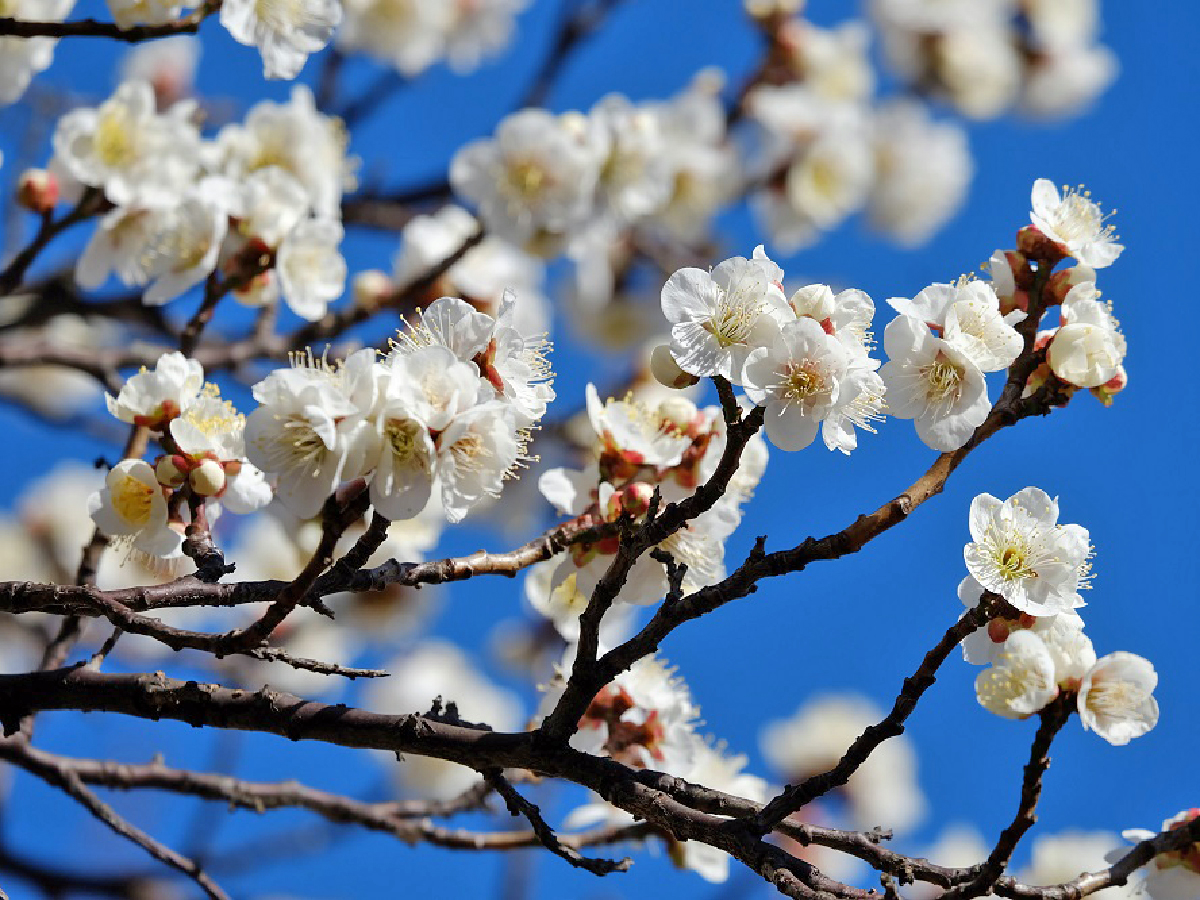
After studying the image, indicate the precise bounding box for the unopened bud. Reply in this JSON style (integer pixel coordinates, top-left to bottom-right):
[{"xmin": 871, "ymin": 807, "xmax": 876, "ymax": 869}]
[
  {"xmin": 16, "ymin": 169, "xmax": 58, "ymax": 214},
  {"xmin": 650, "ymin": 344, "xmax": 699, "ymax": 390},
  {"xmin": 189, "ymin": 458, "xmax": 226, "ymax": 496},
  {"xmin": 1016, "ymin": 225, "xmax": 1067, "ymax": 268},
  {"xmin": 1045, "ymin": 265, "xmax": 1097, "ymax": 307},
  {"xmin": 353, "ymin": 269, "xmax": 393, "ymax": 311},
  {"xmin": 155, "ymin": 455, "xmax": 187, "ymax": 488}
]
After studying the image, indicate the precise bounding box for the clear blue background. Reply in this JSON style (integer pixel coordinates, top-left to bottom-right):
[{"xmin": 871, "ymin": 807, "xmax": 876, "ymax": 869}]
[{"xmin": 0, "ymin": 1, "xmax": 1196, "ymax": 898}]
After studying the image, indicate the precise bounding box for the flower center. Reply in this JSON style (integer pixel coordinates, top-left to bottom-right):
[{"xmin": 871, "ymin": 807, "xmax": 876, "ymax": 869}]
[
  {"xmin": 113, "ymin": 474, "xmax": 156, "ymax": 527},
  {"xmin": 781, "ymin": 362, "xmax": 825, "ymax": 403},
  {"xmin": 94, "ymin": 107, "xmax": 137, "ymax": 169},
  {"xmin": 385, "ymin": 418, "xmax": 429, "ymax": 469}
]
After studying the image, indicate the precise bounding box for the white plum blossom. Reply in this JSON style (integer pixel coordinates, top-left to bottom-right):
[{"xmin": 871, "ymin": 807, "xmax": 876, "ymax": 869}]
[
  {"xmin": 963, "ymin": 487, "xmax": 1092, "ymax": 617},
  {"xmin": 337, "ymin": 0, "xmax": 453, "ymax": 75},
  {"xmin": 1077, "ymin": 651, "xmax": 1159, "ymax": 746},
  {"xmin": 880, "ymin": 314, "xmax": 989, "ymax": 451},
  {"xmin": 450, "ymin": 108, "xmax": 602, "ymax": 245},
  {"xmin": 975, "ymin": 629, "xmax": 1059, "ymax": 719},
  {"xmin": 393, "ymin": 204, "xmax": 548, "ymax": 334},
  {"xmin": 888, "ymin": 280, "xmax": 1023, "ymax": 373},
  {"xmin": 168, "ymin": 386, "xmax": 273, "ymax": 514},
  {"xmin": 88, "ymin": 459, "xmax": 182, "ymax": 558},
  {"xmin": 215, "ymin": 86, "xmax": 354, "ymax": 218},
  {"xmin": 220, "ymin": 0, "xmax": 342, "ymax": 79},
  {"xmin": 742, "ymin": 317, "xmax": 849, "ymax": 452},
  {"xmin": 588, "ymin": 93, "xmax": 674, "ymax": 223},
  {"xmin": 231, "ymin": 166, "xmax": 310, "ymax": 247},
  {"xmin": 1022, "ymin": 44, "xmax": 1118, "ymax": 119},
  {"xmin": 868, "ymin": 101, "xmax": 972, "ymax": 246},
  {"xmin": 276, "ymin": 218, "xmax": 347, "ymax": 321},
  {"xmin": 661, "ymin": 247, "xmax": 790, "ymax": 381},
  {"xmin": 106, "ymin": 351, "xmax": 203, "ymax": 428},
  {"xmin": 436, "ymin": 401, "xmax": 521, "ymax": 524},
  {"xmin": 442, "ymin": 0, "xmax": 529, "ymax": 72},
  {"xmin": 0, "ymin": 1, "xmax": 74, "ymax": 108},
  {"xmin": 1030, "ymin": 178, "xmax": 1123, "ymax": 268},
  {"xmin": 245, "ymin": 352, "xmax": 378, "ymax": 518},
  {"xmin": 585, "ymin": 384, "xmax": 692, "ymax": 472},
  {"xmin": 52, "ymin": 79, "xmax": 201, "ymax": 207},
  {"xmin": 1047, "ymin": 282, "xmax": 1126, "ymax": 388}
]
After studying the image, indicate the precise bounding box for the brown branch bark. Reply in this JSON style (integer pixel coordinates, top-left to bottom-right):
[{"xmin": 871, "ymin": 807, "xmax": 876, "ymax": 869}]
[{"xmin": 0, "ymin": 2, "xmax": 219, "ymax": 41}]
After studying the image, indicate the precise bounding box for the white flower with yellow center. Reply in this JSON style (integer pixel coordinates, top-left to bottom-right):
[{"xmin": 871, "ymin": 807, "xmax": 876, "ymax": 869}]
[
  {"xmin": 450, "ymin": 108, "xmax": 603, "ymax": 245},
  {"xmin": 880, "ymin": 314, "xmax": 989, "ymax": 451},
  {"xmin": 435, "ymin": 401, "xmax": 521, "ymax": 524},
  {"xmin": 215, "ymin": 86, "xmax": 354, "ymax": 218},
  {"xmin": 975, "ymin": 629, "xmax": 1059, "ymax": 719},
  {"xmin": 220, "ymin": 0, "xmax": 342, "ymax": 79},
  {"xmin": 88, "ymin": 459, "xmax": 182, "ymax": 558},
  {"xmin": 742, "ymin": 317, "xmax": 849, "ymax": 452},
  {"xmin": 661, "ymin": 247, "xmax": 792, "ymax": 382},
  {"xmin": 245, "ymin": 352, "xmax": 377, "ymax": 518},
  {"xmin": 1030, "ymin": 178, "xmax": 1123, "ymax": 268},
  {"xmin": 106, "ymin": 351, "xmax": 203, "ymax": 428},
  {"xmin": 1048, "ymin": 281, "xmax": 1125, "ymax": 388},
  {"xmin": 964, "ymin": 487, "xmax": 1092, "ymax": 616},
  {"xmin": 889, "ymin": 280, "xmax": 1023, "ymax": 373},
  {"xmin": 1077, "ymin": 651, "xmax": 1159, "ymax": 746},
  {"xmin": 52, "ymin": 79, "xmax": 200, "ymax": 207}
]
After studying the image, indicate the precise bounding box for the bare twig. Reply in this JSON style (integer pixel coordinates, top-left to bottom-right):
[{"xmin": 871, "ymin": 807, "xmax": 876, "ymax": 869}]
[{"xmin": 0, "ymin": 2, "xmax": 220, "ymax": 41}]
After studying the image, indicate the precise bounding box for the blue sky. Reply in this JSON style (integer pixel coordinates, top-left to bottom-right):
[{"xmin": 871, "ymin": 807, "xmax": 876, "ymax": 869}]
[{"xmin": 0, "ymin": 1, "xmax": 1196, "ymax": 898}]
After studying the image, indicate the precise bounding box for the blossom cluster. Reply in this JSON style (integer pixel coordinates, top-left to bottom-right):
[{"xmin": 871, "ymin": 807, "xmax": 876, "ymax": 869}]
[
  {"xmin": 960, "ymin": 487, "xmax": 1159, "ymax": 746},
  {"xmin": 49, "ymin": 81, "xmax": 354, "ymax": 320},
  {"xmin": 525, "ymin": 384, "xmax": 766, "ymax": 634},
  {"xmin": 655, "ymin": 244, "xmax": 886, "ymax": 454},
  {"xmin": 537, "ymin": 651, "xmax": 768, "ymax": 883},
  {"xmin": 91, "ymin": 351, "xmax": 273, "ymax": 558},
  {"xmin": 246, "ymin": 292, "xmax": 552, "ymax": 523},
  {"xmin": 869, "ymin": 0, "xmax": 1117, "ymax": 120}
]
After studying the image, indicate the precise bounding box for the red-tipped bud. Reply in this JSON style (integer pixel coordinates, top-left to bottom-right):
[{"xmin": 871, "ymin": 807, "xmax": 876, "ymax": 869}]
[
  {"xmin": 17, "ymin": 169, "xmax": 58, "ymax": 215},
  {"xmin": 155, "ymin": 455, "xmax": 188, "ymax": 488},
  {"xmin": 1045, "ymin": 264, "xmax": 1096, "ymax": 307},
  {"xmin": 1016, "ymin": 225, "xmax": 1067, "ymax": 268}
]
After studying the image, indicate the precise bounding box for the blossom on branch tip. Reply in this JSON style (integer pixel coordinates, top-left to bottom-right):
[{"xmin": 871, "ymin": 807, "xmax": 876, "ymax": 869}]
[
  {"xmin": 1047, "ymin": 282, "xmax": 1126, "ymax": 389},
  {"xmin": 975, "ymin": 629, "xmax": 1059, "ymax": 719},
  {"xmin": 1111, "ymin": 811, "xmax": 1200, "ymax": 900},
  {"xmin": 1030, "ymin": 178, "xmax": 1123, "ymax": 268},
  {"xmin": 1077, "ymin": 651, "xmax": 1159, "ymax": 746},
  {"xmin": 106, "ymin": 351, "xmax": 204, "ymax": 429}
]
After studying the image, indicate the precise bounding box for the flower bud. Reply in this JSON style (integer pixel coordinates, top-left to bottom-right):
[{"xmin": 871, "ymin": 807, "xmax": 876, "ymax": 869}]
[
  {"xmin": 650, "ymin": 344, "xmax": 699, "ymax": 389},
  {"xmin": 155, "ymin": 455, "xmax": 188, "ymax": 488},
  {"xmin": 352, "ymin": 269, "xmax": 393, "ymax": 312},
  {"xmin": 16, "ymin": 169, "xmax": 58, "ymax": 215},
  {"xmin": 1045, "ymin": 265, "xmax": 1096, "ymax": 307},
  {"xmin": 1016, "ymin": 225, "xmax": 1067, "ymax": 267},
  {"xmin": 189, "ymin": 458, "xmax": 226, "ymax": 496},
  {"xmin": 1048, "ymin": 323, "xmax": 1122, "ymax": 388}
]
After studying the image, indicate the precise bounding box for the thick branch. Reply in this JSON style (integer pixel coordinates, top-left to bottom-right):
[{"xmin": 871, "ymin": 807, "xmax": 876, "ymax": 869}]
[{"xmin": 0, "ymin": 3, "xmax": 219, "ymax": 41}]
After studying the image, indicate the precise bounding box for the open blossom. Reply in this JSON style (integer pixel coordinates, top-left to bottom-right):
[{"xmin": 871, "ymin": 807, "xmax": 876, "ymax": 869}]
[
  {"xmin": 88, "ymin": 459, "xmax": 182, "ymax": 558},
  {"xmin": 888, "ymin": 280, "xmax": 1023, "ymax": 373},
  {"xmin": 220, "ymin": 0, "xmax": 342, "ymax": 79},
  {"xmin": 106, "ymin": 351, "xmax": 203, "ymax": 428},
  {"xmin": 276, "ymin": 218, "xmax": 347, "ymax": 321},
  {"xmin": 1030, "ymin": 178, "xmax": 1123, "ymax": 268},
  {"xmin": 436, "ymin": 401, "xmax": 521, "ymax": 524},
  {"xmin": 450, "ymin": 108, "xmax": 602, "ymax": 245},
  {"xmin": 880, "ymin": 314, "xmax": 988, "ymax": 451},
  {"xmin": 53, "ymin": 80, "xmax": 201, "ymax": 208},
  {"xmin": 1077, "ymin": 651, "xmax": 1159, "ymax": 746},
  {"xmin": 975, "ymin": 629, "xmax": 1059, "ymax": 719},
  {"xmin": 0, "ymin": 1, "xmax": 74, "ymax": 108},
  {"xmin": 964, "ymin": 487, "xmax": 1091, "ymax": 617},
  {"xmin": 215, "ymin": 86, "xmax": 354, "ymax": 218},
  {"xmin": 245, "ymin": 351, "xmax": 378, "ymax": 518},
  {"xmin": 661, "ymin": 247, "xmax": 790, "ymax": 381},
  {"xmin": 1047, "ymin": 282, "xmax": 1125, "ymax": 388}
]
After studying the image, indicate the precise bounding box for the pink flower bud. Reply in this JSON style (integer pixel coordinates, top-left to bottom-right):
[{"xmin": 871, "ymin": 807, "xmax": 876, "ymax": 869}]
[
  {"xmin": 1016, "ymin": 225, "xmax": 1067, "ymax": 267},
  {"xmin": 16, "ymin": 169, "xmax": 58, "ymax": 215}
]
